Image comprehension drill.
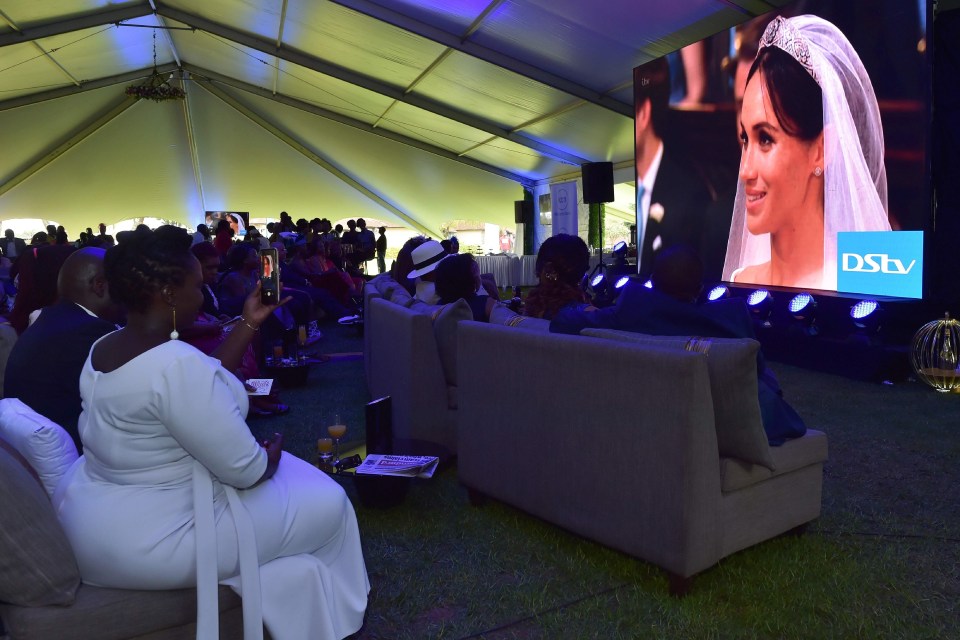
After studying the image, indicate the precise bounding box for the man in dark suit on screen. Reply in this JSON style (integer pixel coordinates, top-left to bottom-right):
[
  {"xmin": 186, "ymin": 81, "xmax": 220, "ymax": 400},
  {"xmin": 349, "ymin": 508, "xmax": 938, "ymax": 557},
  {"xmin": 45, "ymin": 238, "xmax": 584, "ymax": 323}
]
[
  {"xmin": 4, "ymin": 248, "xmax": 120, "ymax": 452},
  {"xmin": 634, "ymin": 57, "xmax": 713, "ymax": 277}
]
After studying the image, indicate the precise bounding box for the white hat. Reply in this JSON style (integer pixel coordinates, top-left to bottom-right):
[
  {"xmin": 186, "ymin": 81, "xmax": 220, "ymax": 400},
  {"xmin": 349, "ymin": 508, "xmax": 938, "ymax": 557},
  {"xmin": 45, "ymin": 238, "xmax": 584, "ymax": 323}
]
[{"xmin": 407, "ymin": 240, "xmax": 447, "ymax": 279}]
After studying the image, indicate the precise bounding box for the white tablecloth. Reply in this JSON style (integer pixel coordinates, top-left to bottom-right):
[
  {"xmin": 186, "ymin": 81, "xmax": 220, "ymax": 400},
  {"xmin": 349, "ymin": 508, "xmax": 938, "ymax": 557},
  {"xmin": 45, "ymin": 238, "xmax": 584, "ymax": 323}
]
[{"xmin": 475, "ymin": 255, "xmax": 518, "ymax": 289}]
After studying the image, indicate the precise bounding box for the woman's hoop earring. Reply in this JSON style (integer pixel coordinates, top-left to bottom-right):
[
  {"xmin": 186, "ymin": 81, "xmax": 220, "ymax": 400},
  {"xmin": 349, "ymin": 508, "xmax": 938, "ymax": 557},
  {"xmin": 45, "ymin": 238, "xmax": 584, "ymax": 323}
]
[
  {"xmin": 814, "ymin": 166, "xmax": 823, "ymax": 177},
  {"xmin": 170, "ymin": 306, "xmax": 179, "ymax": 340}
]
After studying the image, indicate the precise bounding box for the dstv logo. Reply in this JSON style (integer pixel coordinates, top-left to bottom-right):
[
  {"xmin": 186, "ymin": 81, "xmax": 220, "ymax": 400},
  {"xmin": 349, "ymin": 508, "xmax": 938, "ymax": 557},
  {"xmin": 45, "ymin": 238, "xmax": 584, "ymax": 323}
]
[
  {"xmin": 836, "ymin": 231, "xmax": 923, "ymax": 299},
  {"xmin": 842, "ymin": 253, "xmax": 916, "ymax": 275}
]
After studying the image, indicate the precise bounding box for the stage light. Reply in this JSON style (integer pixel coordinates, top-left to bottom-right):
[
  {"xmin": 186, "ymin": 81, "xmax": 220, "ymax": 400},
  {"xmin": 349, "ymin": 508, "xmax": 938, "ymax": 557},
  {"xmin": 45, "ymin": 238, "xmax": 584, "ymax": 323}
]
[
  {"xmin": 850, "ymin": 300, "xmax": 880, "ymax": 328},
  {"xmin": 789, "ymin": 293, "xmax": 815, "ymax": 318},
  {"xmin": 590, "ymin": 273, "xmax": 605, "ymax": 289},
  {"xmin": 612, "ymin": 241, "xmax": 628, "ymax": 257},
  {"xmin": 614, "ymin": 275, "xmax": 630, "ymax": 289},
  {"xmin": 706, "ymin": 285, "xmax": 729, "ymax": 302},
  {"xmin": 747, "ymin": 289, "xmax": 771, "ymax": 306},
  {"xmin": 788, "ymin": 293, "xmax": 818, "ymax": 335},
  {"xmin": 747, "ymin": 289, "xmax": 773, "ymax": 326},
  {"xmin": 643, "ymin": 279, "xmax": 653, "ymax": 289}
]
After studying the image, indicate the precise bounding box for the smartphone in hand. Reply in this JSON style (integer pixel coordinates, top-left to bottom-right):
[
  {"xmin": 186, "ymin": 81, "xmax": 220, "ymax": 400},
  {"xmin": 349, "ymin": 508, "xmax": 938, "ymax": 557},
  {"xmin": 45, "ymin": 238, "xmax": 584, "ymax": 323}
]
[{"xmin": 259, "ymin": 248, "xmax": 280, "ymax": 305}]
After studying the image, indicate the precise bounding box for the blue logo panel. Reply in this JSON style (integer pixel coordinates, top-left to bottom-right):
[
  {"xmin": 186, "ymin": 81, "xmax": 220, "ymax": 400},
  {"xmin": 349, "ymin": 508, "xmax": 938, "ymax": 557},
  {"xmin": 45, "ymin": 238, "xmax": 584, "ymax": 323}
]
[{"xmin": 837, "ymin": 231, "xmax": 923, "ymax": 299}]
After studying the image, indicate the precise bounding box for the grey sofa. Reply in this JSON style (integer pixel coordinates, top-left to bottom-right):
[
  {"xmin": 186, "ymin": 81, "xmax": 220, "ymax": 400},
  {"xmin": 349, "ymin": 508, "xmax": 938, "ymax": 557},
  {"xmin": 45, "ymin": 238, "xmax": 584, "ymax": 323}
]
[
  {"xmin": 456, "ymin": 322, "xmax": 828, "ymax": 592},
  {"xmin": 0, "ymin": 439, "xmax": 255, "ymax": 640},
  {"xmin": 363, "ymin": 277, "xmax": 471, "ymax": 454}
]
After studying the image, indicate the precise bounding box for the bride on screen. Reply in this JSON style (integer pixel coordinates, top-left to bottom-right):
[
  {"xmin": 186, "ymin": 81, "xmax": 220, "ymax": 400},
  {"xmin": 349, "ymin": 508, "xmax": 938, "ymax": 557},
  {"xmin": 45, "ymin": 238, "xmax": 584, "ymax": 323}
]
[{"xmin": 723, "ymin": 14, "xmax": 891, "ymax": 290}]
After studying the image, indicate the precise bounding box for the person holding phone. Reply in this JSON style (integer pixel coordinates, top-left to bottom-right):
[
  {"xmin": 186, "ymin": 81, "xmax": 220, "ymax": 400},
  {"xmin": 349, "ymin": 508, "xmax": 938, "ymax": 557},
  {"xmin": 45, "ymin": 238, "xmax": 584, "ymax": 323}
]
[{"xmin": 54, "ymin": 226, "xmax": 369, "ymax": 640}]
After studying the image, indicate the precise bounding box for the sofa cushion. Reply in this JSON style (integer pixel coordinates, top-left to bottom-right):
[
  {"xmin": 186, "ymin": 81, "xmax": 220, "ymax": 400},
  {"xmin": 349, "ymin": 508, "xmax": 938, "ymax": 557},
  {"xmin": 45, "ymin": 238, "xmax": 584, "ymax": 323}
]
[
  {"xmin": 488, "ymin": 304, "xmax": 551, "ymax": 332},
  {"xmin": 581, "ymin": 328, "xmax": 774, "ymax": 470},
  {"xmin": 404, "ymin": 298, "xmax": 473, "ymax": 387},
  {"xmin": 720, "ymin": 429, "xmax": 828, "ymax": 492},
  {"xmin": 0, "ymin": 441, "xmax": 81, "ymax": 606},
  {"xmin": 0, "ymin": 398, "xmax": 79, "ymax": 497},
  {"xmin": 0, "ymin": 584, "xmax": 242, "ymax": 640}
]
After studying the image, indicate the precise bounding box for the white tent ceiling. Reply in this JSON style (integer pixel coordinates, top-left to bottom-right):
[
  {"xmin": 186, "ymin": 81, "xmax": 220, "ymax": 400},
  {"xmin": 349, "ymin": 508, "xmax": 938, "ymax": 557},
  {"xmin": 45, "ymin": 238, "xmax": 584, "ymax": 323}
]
[{"xmin": 0, "ymin": 0, "xmax": 795, "ymax": 236}]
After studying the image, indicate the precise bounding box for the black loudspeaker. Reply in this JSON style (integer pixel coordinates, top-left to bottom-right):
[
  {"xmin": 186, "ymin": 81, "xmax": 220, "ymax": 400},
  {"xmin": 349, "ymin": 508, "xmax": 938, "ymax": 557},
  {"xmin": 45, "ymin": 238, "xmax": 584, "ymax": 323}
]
[
  {"xmin": 581, "ymin": 162, "xmax": 614, "ymax": 204},
  {"xmin": 514, "ymin": 200, "xmax": 532, "ymax": 224}
]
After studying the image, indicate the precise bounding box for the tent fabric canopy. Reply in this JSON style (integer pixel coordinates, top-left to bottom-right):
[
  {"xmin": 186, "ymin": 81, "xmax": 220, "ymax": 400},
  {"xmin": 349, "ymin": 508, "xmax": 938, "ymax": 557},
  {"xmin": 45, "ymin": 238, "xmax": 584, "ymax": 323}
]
[{"xmin": 0, "ymin": 0, "xmax": 789, "ymax": 236}]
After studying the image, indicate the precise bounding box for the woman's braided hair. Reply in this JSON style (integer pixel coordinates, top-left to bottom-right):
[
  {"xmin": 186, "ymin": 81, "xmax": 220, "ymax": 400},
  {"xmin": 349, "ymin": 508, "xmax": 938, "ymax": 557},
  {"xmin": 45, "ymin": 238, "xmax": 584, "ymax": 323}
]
[{"xmin": 104, "ymin": 225, "xmax": 194, "ymax": 313}]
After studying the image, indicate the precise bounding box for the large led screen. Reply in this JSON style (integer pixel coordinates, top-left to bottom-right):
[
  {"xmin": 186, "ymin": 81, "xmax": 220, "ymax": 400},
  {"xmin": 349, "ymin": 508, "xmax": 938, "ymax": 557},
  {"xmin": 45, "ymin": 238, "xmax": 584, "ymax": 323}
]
[{"xmin": 633, "ymin": 0, "xmax": 929, "ymax": 298}]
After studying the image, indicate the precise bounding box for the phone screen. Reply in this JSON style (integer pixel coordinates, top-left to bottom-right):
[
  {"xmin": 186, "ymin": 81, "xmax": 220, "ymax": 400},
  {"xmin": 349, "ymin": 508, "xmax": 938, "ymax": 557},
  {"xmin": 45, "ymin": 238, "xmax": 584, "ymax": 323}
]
[{"xmin": 259, "ymin": 248, "xmax": 280, "ymax": 305}]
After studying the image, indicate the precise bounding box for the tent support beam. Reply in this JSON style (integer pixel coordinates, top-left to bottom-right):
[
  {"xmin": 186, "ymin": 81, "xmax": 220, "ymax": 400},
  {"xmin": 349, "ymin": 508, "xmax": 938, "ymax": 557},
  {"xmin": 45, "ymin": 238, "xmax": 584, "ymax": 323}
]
[
  {"xmin": 0, "ymin": 63, "xmax": 180, "ymax": 112},
  {"xmin": 272, "ymin": 0, "xmax": 290, "ymax": 96},
  {"xmin": 0, "ymin": 4, "xmax": 153, "ymax": 48},
  {"xmin": 0, "ymin": 94, "xmax": 138, "ymax": 198},
  {"xmin": 181, "ymin": 63, "xmax": 534, "ymax": 188},
  {"xmin": 177, "ymin": 71, "xmax": 206, "ymax": 219},
  {"xmin": 327, "ymin": 0, "xmax": 634, "ymax": 117},
  {"xmin": 154, "ymin": 3, "xmax": 591, "ymax": 166},
  {"xmin": 197, "ymin": 81, "xmax": 438, "ymax": 238}
]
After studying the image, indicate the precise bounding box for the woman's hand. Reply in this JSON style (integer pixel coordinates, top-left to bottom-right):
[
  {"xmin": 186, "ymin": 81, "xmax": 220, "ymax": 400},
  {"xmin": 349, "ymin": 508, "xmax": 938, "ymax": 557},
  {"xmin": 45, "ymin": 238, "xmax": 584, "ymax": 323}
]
[
  {"xmin": 240, "ymin": 281, "xmax": 292, "ymax": 329},
  {"xmin": 251, "ymin": 432, "xmax": 283, "ymax": 487}
]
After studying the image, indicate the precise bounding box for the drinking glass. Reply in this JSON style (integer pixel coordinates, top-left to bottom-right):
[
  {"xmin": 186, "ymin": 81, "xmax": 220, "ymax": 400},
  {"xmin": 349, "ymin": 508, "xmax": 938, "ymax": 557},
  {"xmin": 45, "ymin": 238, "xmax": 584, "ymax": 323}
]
[
  {"xmin": 317, "ymin": 437, "xmax": 334, "ymax": 470},
  {"xmin": 327, "ymin": 414, "xmax": 346, "ymax": 465}
]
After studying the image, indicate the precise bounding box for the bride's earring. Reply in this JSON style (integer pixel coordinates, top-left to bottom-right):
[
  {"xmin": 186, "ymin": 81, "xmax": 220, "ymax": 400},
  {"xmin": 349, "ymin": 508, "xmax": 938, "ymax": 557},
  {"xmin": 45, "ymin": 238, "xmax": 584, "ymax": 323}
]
[
  {"xmin": 170, "ymin": 306, "xmax": 179, "ymax": 340},
  {"xmin": 814, "ymin": 166, "xmax": 823, "ymax": 177}
]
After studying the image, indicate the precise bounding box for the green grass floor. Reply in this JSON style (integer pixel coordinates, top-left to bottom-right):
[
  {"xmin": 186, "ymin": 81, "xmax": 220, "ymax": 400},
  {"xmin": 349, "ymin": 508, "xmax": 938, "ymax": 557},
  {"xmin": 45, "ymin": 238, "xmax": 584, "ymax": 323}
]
[{"xmin": 255, "ymin": 323, "xmax": 960, "ymax": 639}]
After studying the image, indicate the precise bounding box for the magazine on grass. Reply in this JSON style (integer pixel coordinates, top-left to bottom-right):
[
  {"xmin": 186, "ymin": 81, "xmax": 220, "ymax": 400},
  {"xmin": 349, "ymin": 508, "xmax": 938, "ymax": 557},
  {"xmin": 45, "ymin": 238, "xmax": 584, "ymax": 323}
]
[
  {"xmin": 246, "ymin": 378, "xmax": 274, "ymax": 396},
  {"xmin": 356, "ymin": 454, "xmax": 439, "ymax": 478}
]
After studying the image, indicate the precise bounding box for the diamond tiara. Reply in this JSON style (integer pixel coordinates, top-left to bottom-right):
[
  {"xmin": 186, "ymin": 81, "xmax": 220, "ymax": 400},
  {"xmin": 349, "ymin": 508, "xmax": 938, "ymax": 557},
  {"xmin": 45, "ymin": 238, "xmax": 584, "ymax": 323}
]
[{"xmin": 759, "ymin": 16, "xmax": 820, "ymax": 85}]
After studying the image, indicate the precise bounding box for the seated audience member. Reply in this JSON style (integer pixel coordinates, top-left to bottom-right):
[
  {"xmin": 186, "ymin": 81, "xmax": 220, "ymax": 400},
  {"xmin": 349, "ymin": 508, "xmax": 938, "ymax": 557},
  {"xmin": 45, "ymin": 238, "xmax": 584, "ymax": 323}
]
[
  {"xmin": 1, "ymin": 229, "xmax": 26, "ymax": 261},
  {"xmin": 434, "ymin": 253, "xmax": 490, "ymax": 321},
  {"xmin": 524, "ymin": 233, "xmax": 590, "ymax": 320},
  {"xmin": 8, "ymin": 242, "xmax": 78, "ymax": 334},
  {"xmin": 187, "ymin": 242, "xmax": 290, "ymax": 417},
  {"xmin": 3, "ymin": 248, "xmax": 120, "ymax": 451},
  {"xmin": 272, "ymin": 241, "xmax": 355, "ymax": 322},
  {"xmin": 407, "ymin": 240, "xmax": 446, "ymax": 304},
  {"xmin": 96, "ymin": 222, "xmax": 115, "ymax": 248},
  {"xmin": 391, "ymin": 235, "xmax": 427, "ymax": 294},
  {"xmin": 551, "ymin": 245, "xmax": 806, "ymax": 444},
  {"xmin": 53, "ymin": 226, "xmax": 369, "ymax": 639}
]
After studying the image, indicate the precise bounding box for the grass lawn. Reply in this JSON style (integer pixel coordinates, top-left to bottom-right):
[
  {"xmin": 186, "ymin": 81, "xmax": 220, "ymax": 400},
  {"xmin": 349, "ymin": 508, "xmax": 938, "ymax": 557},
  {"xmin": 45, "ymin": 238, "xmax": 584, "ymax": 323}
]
[{"xmin": 255, "ymin": 323, "xmax": 960, "ymax": 639}]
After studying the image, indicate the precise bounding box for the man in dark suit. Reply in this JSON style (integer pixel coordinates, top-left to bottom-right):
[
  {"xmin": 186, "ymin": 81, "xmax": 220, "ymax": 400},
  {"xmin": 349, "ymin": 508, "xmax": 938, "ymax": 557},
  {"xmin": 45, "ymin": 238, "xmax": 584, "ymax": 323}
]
[
  {"xmin": 3, "ymin": 248, "xmax": 120, "ymax": 451},
  {"xmin": 1, "ymin": 229, "xmax": 27, "ymax": 261},
  {"xmin": 634, "ymin": 57, "xmax": 713, "ymax": 277},
  {"xmin": 551, "ymin": 246, "xmax": 805, "ymax": 444}
]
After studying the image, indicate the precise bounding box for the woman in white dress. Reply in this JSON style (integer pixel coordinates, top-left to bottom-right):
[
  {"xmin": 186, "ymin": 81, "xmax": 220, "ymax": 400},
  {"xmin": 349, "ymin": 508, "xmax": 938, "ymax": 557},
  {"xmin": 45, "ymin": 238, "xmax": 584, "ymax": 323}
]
[
  {"xmin": 53, "ymin": 226, "xmax": 369, "ymax": 640},
  {"xmin": 723, "ymin": 15, "xmax": 892, "ymax": 290}
]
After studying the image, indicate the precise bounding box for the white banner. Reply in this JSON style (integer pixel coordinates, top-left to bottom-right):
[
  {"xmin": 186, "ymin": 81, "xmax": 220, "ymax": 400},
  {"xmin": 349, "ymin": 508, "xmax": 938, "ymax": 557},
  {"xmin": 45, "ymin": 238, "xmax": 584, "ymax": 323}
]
[{"xmin": 550, "ymin": 181, "xmax": 578, "ymax": 237}]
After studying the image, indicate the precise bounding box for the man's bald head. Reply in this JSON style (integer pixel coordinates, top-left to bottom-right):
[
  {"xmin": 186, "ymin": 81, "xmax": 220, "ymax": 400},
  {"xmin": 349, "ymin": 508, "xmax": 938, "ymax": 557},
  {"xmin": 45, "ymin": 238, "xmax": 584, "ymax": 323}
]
[{"xmin": 57, "ymin": 247, "xmax": 115, "ymax": 319}]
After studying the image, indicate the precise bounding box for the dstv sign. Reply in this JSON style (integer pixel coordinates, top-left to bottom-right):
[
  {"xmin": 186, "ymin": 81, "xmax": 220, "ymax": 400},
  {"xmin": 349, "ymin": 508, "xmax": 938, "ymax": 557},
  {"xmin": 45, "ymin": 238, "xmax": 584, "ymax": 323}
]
[{"xmin": 837, "ymin": 231, "xmax": 923, "ymax": 299}]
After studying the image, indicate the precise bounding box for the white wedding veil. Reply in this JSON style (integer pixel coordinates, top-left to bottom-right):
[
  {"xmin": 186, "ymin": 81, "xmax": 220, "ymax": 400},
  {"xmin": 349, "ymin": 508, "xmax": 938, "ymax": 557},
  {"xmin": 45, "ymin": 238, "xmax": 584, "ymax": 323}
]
[{"xmin": 722, "ymin": 15, "xmax": 891, "ymax": 290}]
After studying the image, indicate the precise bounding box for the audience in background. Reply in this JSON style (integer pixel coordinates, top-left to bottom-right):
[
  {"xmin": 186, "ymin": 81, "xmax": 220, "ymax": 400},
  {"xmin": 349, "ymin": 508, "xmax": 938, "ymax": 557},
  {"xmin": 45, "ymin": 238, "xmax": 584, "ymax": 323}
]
[
  {"xmin": 3, "ymin": 248, "xmax": 120, "ymax": 451},
  {"xmin": 407, "ymin": 240, "xmax": 446, "ymax": 305},
  {"xmin": 213, "ymin": 219, "xmax": 234, "ymax": 258},
  {"xmin": 1, "ymin": 229, "xmax": 26, "ymax": 260},
  {"xmin": 392, "ymin": 235, "xmax": 428, "ymax": 295},
  {"xmin": 191, "ymin": 223, "xmax": 210, "ymax": 246},
  {"xmin": 434, "ymin": 253, "xmax": 491, "ymax": 322},
  {"xmin": 523, "ymin": 233, "xmax": 590, "ymax": 320},
  {"xmin": 376, "ymin": 226, "xmax": 387, "ymax": 274}
]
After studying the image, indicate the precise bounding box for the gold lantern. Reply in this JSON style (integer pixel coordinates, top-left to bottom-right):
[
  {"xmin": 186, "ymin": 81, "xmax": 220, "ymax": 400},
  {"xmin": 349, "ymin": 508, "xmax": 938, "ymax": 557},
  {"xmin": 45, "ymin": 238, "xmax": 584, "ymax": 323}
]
[{"xmin": 911, "ymin": 313, "xmax": 960, "ymax": 392}]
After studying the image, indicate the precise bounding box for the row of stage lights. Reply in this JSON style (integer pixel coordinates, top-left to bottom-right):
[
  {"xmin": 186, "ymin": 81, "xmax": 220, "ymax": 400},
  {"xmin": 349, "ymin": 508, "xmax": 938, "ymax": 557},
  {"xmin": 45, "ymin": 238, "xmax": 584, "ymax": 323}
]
[
  {"xmin": 706, "ymin": 285, "xmax": 882, "ymax": 334},
  {"xmin": 585, "ymin": 276, "xmax": 882, "ymax": 333}
]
